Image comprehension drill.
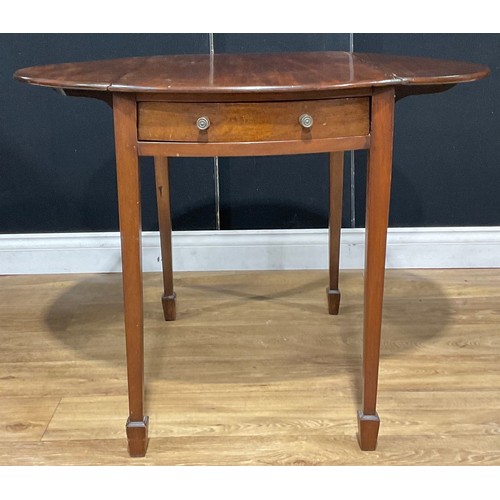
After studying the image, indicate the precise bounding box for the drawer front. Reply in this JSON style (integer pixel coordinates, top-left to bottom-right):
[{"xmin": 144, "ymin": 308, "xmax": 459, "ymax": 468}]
[{"xmin": 137, "ymin": 98, "xmax": 369, "ymax": 143}]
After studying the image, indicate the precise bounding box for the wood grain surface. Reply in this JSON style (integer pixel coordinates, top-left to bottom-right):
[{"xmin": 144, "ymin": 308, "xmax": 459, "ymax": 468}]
[
  {"xmin": 1, "ymin": 269, "xmax": 499, "ymax": 465},
  {"xmin": 14, "ymin": 52, "xmax": 489, "ymax": 95},
  {"xmin": 138, "ymin": 98, "xmax": 369, "ymax": 142}
]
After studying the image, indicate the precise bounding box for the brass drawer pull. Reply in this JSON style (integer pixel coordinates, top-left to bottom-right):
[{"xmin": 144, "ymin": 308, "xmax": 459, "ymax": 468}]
[
  {"xmin": 196, "ymin": 116, "xmax": 210, "ymax": 131},
  {"xmin": 299, "ymin": 113, "xmax": 313, "ymax": 129}
]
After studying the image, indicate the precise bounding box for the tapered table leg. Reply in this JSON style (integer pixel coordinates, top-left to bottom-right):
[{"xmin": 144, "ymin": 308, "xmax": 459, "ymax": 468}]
[
  {"xmin": 357, "ymin": 87, "xmax": 395, "ymax": 451},
  {"xmin": 326, "ymin": 151, "xmax": 344, "ymax": 315},
  {"xmin": 113, "ymin": 93, "xmax": 149, "ymax": 457},
  {"xmin": 154, "ymin": 156, "xmax": 176, "ymax": 321}
]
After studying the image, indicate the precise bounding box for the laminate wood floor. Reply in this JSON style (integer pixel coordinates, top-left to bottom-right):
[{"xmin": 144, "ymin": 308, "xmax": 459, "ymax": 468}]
[{"xmin": 1, "ymin": 269, "xmax": 499, "ymax": 465}]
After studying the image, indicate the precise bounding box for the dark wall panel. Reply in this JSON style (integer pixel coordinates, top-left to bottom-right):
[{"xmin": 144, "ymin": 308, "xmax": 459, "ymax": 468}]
[
  {"xmin": 1, "ymin": 34, "xmax": 215, "ymax": 233},
  {"xmin": 213, "ymin": 33, "xmax": 351, "ymax": 230},
  {"xmin": 354, "ymin": 33, "xmax": 499, "ymax": 227},
  {"xmin": 214, "ymin": 33, "xmax": 349, "ymax": 53}
]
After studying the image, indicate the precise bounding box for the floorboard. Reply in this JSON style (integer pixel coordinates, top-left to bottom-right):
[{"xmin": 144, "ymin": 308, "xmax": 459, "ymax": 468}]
[{"xmin": 1, "ymin": 269, "xmax": 499, "ymax": 465}]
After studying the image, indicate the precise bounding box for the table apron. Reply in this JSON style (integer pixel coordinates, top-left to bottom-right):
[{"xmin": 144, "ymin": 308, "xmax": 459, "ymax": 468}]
[{"xmin": 136, "ymin": 135, "xmax": 370, "ymax": 157}]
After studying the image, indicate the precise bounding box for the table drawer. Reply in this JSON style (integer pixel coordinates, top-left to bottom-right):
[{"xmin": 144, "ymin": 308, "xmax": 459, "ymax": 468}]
[{"xmin": 137, "ymin": 98, "xmax": 369, "ymax": 143}]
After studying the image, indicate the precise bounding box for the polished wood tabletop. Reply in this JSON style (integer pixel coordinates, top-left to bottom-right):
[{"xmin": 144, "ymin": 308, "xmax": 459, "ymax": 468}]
[
  {"xmin": 15, "ymin": 51, "xmax": 489, "ymax": 96},
  {"xmin": 14, "ymin": 51, "xmax": 489, "ymax": 458}
]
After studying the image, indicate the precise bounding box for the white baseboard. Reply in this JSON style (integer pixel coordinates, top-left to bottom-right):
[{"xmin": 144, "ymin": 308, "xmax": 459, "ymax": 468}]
[{"xmin": 1, "ymin": 227, "xmax": 499, "ymax": 275}]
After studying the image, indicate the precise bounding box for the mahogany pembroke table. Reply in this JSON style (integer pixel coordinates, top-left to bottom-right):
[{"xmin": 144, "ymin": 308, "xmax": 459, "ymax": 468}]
[{"xmin": 15, "ymin": 51, "xmax": 489, "ymax": 457}]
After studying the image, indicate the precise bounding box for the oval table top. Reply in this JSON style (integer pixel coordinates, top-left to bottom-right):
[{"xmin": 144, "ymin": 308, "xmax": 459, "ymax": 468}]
[{"xmin": 14, "ymin": 51, "xmax": 489, "ymax": 96}]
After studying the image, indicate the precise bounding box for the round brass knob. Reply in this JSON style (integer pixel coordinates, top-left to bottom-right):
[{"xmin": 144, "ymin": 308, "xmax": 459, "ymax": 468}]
[
  {"xmin": 299, "ymin": 113, "xmax": 313, "ymax": 129},
  {"xmin": 196, "ymin": 116, "xmax": 210, "ymax": 131}
]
